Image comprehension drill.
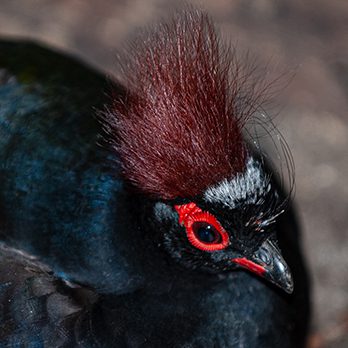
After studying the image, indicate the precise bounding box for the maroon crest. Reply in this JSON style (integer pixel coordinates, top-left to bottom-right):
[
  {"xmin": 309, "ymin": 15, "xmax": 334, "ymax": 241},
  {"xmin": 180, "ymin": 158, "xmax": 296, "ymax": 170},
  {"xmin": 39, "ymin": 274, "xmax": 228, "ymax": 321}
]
[{"xmin": 102, "ymin": 10, "xmax": 265, "ymax": 199}]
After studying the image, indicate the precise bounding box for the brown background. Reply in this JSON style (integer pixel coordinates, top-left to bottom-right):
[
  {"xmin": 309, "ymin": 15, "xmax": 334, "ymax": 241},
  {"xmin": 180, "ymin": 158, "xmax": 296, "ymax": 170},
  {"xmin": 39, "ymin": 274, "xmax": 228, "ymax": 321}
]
[{"xmin": 0, "ymin": 1, "xmax": 347, "ymax": 347}]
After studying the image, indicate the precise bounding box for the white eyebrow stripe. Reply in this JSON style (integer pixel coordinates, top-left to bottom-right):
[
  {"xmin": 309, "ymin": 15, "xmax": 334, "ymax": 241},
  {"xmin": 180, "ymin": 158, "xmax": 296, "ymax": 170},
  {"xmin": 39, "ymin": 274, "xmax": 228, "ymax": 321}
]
[{"xmin": 203, "ymin": 157, "xmax": 272, "ymax": 209}]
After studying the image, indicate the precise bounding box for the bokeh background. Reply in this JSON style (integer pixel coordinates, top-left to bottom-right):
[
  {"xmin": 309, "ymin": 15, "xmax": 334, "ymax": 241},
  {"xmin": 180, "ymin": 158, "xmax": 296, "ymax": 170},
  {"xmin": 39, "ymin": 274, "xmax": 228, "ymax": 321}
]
[{"xmin": 0, "ymin": 1, "xmax": 347, "ymax": 347}]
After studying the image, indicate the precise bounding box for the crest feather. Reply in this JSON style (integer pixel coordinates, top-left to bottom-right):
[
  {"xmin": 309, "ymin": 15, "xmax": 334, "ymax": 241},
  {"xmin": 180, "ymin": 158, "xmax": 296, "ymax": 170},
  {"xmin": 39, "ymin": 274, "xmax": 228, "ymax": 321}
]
[{"xmin": 102, "ymin": 10, "xmax": 264, "ymax": 200}]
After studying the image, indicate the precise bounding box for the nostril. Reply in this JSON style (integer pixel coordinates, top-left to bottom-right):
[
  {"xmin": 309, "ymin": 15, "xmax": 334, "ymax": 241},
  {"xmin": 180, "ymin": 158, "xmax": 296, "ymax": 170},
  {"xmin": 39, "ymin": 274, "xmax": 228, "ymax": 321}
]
[{"xmin": 257, "ymin": 247, "xmax": 271, "ymax": 265}]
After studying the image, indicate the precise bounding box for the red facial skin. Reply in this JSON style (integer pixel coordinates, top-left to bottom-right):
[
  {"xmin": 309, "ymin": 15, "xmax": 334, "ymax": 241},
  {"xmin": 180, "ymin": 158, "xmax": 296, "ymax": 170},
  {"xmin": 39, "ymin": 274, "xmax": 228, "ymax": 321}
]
[
  {"xmin": 232, "ymin": 258, "xmax": 266, "ymax": 276},
  {"xmin": 175, "ymin": 203, "xmax": 229, "ymax": 252},
  {"xmin": 175, "ymin": 202, "xmax": 266, "ymax": 275}
]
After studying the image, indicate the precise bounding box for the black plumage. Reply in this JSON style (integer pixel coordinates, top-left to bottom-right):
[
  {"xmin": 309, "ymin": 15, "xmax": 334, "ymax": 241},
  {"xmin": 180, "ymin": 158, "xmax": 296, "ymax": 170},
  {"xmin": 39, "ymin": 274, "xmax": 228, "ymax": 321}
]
[{"xmin": 0, "ymin": 34, "xmax": 309, "ymax": 348}]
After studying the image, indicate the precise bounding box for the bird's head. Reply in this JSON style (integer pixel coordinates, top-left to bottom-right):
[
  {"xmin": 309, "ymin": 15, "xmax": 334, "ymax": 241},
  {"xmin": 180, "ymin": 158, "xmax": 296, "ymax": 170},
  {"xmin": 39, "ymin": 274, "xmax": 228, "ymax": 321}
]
[
  {"xmin": 152, "ymin": 157, "xmax": 293, "ymax": 294},
  {"xmin": 102, "ymin": 10, "xmax": 294, "ymax": 294}
]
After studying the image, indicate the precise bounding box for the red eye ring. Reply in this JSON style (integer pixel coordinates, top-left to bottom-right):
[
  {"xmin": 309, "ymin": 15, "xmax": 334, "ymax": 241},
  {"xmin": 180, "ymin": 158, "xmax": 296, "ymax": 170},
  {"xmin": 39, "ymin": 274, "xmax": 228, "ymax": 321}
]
[{"xmin": 175, "ymin": 203, "xmax": 229, "ymax": 252}]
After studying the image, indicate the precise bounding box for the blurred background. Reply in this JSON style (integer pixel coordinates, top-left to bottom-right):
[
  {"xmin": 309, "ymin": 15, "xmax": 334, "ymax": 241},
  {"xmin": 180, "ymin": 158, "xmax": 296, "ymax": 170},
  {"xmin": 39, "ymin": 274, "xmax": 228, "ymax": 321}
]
[{"xmin": 0, "ymin": 1, "xmax": 347, "ymax": 347}]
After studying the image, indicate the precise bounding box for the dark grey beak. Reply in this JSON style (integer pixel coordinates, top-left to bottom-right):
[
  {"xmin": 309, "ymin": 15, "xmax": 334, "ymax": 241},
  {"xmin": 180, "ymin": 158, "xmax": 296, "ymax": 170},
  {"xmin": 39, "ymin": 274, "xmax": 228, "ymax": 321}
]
[{"xmin": 233, "ymin": 239, "xmax": 294, "ymax": 294}]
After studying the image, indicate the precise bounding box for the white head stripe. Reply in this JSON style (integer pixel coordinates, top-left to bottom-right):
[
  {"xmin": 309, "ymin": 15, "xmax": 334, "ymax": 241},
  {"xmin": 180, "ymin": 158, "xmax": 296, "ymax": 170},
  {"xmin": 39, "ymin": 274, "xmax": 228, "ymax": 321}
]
[{"xmin": 203, "ymin": 157, "xmax": 272, "ymax": 209}]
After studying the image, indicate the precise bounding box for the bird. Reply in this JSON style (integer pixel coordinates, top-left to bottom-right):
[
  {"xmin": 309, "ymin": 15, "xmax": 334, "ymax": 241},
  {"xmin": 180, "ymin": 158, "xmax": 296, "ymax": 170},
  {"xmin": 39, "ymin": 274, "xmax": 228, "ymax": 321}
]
[{"xmin": 0, "ymin": 10, "xmax": 310, "ymax": 348}]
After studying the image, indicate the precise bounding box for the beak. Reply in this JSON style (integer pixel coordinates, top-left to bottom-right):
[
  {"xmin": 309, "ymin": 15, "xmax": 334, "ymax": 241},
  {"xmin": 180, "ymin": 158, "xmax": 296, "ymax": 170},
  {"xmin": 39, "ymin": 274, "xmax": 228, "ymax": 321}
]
[{"xmin": 232, "ymin": 239, "xmax": 294, "ymax": 294}]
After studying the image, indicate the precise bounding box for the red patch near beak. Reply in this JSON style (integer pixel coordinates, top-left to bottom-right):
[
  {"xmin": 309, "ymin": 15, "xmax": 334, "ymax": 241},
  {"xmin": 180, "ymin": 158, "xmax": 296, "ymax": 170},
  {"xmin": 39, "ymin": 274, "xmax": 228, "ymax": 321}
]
[{"xmin": 233, "ymin": 257, "xmax": 266, "ymax": 277}]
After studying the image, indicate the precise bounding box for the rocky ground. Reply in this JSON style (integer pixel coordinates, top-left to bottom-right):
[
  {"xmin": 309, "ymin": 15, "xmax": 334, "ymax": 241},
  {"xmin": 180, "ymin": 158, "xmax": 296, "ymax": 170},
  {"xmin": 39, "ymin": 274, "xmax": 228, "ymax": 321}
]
[{"xmin": 0, "ymin": 1, "xmax": 347, "ymax": 347}]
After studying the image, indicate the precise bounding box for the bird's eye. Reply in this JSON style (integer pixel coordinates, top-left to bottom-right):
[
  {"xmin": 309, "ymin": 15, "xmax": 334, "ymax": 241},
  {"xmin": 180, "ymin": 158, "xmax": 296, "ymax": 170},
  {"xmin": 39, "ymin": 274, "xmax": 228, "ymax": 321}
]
[
  {"xmin": 174, "ymin": 202, "xmax": 229, "ymax": 252},
  {"xmin": 192, "ymin": 222, "xmax": 221, "ymax": 244}
]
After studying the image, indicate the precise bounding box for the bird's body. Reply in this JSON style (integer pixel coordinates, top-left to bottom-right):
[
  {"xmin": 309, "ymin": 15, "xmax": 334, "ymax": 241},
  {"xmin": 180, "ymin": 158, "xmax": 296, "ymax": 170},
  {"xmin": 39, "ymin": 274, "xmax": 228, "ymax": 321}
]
[{"xmin": 0, "ymin": 11, "xmax": 309, "ymax": 348}]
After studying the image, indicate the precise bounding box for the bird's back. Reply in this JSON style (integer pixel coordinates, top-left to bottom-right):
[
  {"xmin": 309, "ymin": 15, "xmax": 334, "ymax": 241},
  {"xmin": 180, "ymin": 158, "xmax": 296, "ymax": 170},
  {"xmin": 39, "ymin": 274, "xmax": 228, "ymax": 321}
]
[{"xmin": 0, "ymin": 41, "xmax": 143, "ymax": 294}]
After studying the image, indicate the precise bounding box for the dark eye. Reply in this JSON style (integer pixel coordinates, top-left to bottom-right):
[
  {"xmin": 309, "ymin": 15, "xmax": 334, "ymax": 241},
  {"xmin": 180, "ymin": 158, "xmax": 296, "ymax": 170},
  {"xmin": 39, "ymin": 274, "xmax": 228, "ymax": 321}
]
[{"xmin": 193, "ymin": 222, "xmax": 221, "ymax": 244}]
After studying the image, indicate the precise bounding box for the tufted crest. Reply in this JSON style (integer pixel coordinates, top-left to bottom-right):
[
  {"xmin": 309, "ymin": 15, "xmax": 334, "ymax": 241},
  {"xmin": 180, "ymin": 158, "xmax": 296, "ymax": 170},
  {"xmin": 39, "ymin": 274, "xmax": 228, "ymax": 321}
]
[{"xmin": 102, "ymin": 10, "xmax": 266, "ymax": 200}]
